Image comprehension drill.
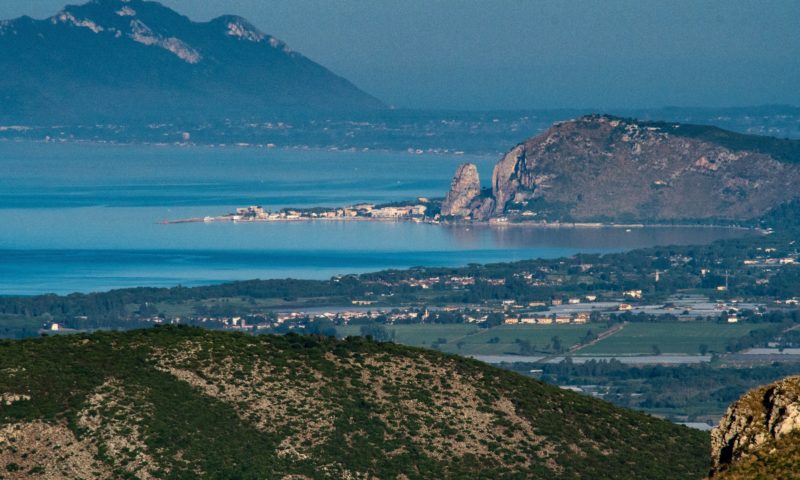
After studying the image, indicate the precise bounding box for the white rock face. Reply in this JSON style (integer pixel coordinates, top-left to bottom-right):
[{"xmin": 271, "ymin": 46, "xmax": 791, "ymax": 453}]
[
  {"xmin": 116, "ymin": 6, "xmax": 137, "ymax": 17},
  {"xmin": 441, "ymin": 163, "xmax": 482, "ymax": 218},
  {"xmin": 53, "ymin": 11, "xmax": 104, "ymax": 33},
  {"xmin": 226, "ymin": 20, "xmax": 265, "ymax": 42},
  {"xmin": 129, "ymin": 19, "xmax": 202, "ymax": 64},
  {"xmin": 129, "ymin": 19, "xmax": 157, "ymax": 44},
  {"xmin": 491, "ymin": 145, "xmax": 525, "ymax": 214},
  {"xmin": 268, "ymin": 37, "xmax": 294, "ymax": 54},
  {"xmin": 160, "ymin": 37, "xmax": 202, "ymax": 64}
]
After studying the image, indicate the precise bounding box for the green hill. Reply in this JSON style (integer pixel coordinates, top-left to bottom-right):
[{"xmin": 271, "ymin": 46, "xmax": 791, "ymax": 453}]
[{"xmin": 0, "ymin": 327, "xmax": 708, "ymax": 479}]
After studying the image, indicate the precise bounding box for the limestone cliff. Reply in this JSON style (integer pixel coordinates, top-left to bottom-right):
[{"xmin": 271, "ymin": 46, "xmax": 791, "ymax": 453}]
[
  {"xmin": 710, "ymin": 375, "xmax": 800, "ymax": 478},
  {"xmin": 441, "ymin": 163, "xmax": 481, "ymax": 217},
  {"xmin": 485, "ymin": 115, "xmax": 800, "ymax": 222}
]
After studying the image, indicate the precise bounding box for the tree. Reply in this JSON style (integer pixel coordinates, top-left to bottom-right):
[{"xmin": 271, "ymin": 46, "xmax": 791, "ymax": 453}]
[
  {"xmin": 651, "ymin": 344, "xmax": 661, "ymax": 355},
  {"xmin": 515, "ymin": 339, "xmax": 534, "ymax": 355},
  {"xmin": 360, "ymin": 324, "xmax": 392, "ymax": 342},
  {"xmin": 482, "ymin": 313, "xmax": 504, "ymax": 328},
  {"xmin": 308, "ymin": 318, "xmax": 337, "ymax": 337},
  {"xmin": 550, "ymin": 336, "xmax": 562, "ymax": 353},
  {"xmin": 699, "ymin": 344, "xmax": 709, "ymax": 355}
]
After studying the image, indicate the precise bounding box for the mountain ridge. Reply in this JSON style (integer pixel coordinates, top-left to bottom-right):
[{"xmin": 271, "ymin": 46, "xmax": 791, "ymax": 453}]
[
  {"xmin": 0, "ymin": 326, "xmax": 709, "ymax": 479},
  {"xmin": 0, "ymin": 0, "xmax": 385, "ymax": 123}
]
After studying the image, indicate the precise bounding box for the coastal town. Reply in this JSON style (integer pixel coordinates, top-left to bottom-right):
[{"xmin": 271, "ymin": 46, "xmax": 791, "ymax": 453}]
[{"xmin": 164, "ymin": 202, "xmax": 436, "ymax": 224}]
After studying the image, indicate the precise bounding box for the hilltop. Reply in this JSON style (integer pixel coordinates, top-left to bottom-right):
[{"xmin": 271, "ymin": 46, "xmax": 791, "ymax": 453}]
[
  {"xmin": 445, "ymin": 115, "xmax": 800, "ymax": 222},
  {"xmin": 0, "ymin": 327, "xmax": 709, "ymax": 479},
  {"xmin": 0, "ymin": 0, "xmax": 384, "ymax": 123}
]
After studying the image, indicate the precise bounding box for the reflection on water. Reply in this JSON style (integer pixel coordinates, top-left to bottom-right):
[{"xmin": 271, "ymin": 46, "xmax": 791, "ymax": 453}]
[{"xmin": 442, "ymin": 224, "xmax": 749, "ymax": 250}]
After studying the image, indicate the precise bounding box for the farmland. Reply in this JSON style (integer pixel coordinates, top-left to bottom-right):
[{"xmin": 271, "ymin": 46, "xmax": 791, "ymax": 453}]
[
  {"xmin": 577, "ymin": 322, "xmax": 769, "ymax": 355},
  {"xmin": 337, "ymin": 321, "xmax": 779, "ymax": 358}
]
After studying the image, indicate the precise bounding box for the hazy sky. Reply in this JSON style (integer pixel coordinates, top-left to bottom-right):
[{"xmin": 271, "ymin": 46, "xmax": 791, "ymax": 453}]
[{"xmin": 2, "ymin": 0, "xmax": 799, "ymax": 110}]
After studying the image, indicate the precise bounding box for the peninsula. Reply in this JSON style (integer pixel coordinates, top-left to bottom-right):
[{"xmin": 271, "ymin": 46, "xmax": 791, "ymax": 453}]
[{"xmin": 166, "ymin": 115, "xmax": 800, "ymax": 227}]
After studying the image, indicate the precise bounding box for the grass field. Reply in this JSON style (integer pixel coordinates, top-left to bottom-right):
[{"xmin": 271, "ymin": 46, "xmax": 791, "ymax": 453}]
[
  {"xmin": 337, "ymin": 323, "xmax": 606, "ymax": 355},
  {"xmin": 580, "ymin": 322, "xmax": 769, "ymax": 355},
  {"xmin": 336, "ymin": 324, "xmax": 479, "ymax": 346},
  {"xmin": 439, "ymin": 324, "xmax": 607, "ymax": 355},
  {"xmin": 0, "ymin": 315, "xmax": 43, "ymax": 338}
]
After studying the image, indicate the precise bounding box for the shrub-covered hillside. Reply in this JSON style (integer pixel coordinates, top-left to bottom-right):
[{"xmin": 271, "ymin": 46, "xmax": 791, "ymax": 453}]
[{"xmin": 0, "ymin": 327, "xmax": 709, "ymax": 479}]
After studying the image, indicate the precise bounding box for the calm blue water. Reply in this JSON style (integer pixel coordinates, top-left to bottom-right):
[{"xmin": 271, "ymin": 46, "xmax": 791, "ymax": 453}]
[{"xmin": 0, "ymin": 142, "xmax": 748, "ymax": 295}]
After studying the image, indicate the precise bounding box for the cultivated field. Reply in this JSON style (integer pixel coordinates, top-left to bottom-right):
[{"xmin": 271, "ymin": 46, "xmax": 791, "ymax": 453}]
[
  {"xmin": 578, "ymin": 322, "xmax": 767, "ymax": 355},
  {"xmin": 337, "ymin": 323, "xmax": 605, "ymax": 355}
]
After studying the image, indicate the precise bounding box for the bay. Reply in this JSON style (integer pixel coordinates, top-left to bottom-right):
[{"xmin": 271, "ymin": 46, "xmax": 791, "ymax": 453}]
[{"xmin": 0, "ymin": 142, "xmax": 749, "ymax": 295}]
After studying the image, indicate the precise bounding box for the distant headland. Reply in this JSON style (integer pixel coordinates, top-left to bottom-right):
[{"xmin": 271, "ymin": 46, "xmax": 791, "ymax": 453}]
[{"xmin": 166, "ymin": 115, "xmax": 800, "ymax": 227}]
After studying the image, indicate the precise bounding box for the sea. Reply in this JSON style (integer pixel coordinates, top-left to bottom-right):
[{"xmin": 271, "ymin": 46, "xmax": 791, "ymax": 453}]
[{"xmin": 0, "ymin": 141, "xmax": 750, "ymax": 295}]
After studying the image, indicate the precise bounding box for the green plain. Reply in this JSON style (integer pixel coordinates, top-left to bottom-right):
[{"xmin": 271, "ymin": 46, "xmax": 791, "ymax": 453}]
[{"xmin": 580, "ymin": 322, "xmax": 769, "ymax": 355}]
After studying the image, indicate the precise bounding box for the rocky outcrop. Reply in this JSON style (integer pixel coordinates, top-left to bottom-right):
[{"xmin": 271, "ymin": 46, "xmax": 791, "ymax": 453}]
[
  {"xmin": 491, "ymin": 145, "xmax": 525, "ymax": 214},
  {"xmin": 710, "ymin": 375, "xmax": 800, "ymax": 477},
  {"xmin": 486, "ymin": 115, "xmax": 800, "ymax": 221},
  {"xmin": 441, "ymin": 163, "xmax": 482, "ymax": 218}
]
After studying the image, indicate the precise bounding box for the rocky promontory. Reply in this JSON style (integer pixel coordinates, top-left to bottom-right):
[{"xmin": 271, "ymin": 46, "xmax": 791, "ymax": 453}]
[
  {"xmin": 440, "ymin": 163, "xmax": 481, "ymax": 217},
  {"xmin": 440, "ymin": 163, "xmax": 494, "ymax": 220},
  {"xmin": 448, "ymin": 115, "xmax": 800, "ymax": 223}
]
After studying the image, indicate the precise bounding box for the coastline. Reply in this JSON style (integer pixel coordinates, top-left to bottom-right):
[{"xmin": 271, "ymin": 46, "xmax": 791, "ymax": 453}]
[{"xmin": 161, "ymin": 214, "xmax": 758, "ymax": 231}]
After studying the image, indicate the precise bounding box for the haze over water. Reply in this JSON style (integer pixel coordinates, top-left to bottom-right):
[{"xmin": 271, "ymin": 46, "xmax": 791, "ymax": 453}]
[{"xmin": 0, "ymin": 142, "xmax": 748, "ymax": 295}]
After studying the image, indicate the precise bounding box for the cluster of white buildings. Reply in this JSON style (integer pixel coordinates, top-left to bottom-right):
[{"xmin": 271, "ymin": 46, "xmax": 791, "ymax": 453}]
[
  {"xmin": 227, "ymin": 203, "xmax": 428, "ymax": 222},
  {"xmin": 504, "ymin": 312, "xmax": 590, "ymax": 325}
]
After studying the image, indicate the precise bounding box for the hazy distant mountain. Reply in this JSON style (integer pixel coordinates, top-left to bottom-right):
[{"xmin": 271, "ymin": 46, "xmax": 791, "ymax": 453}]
[{"xmin": 0, "ymin": 0, "xmax": 385, "ymax": 123}]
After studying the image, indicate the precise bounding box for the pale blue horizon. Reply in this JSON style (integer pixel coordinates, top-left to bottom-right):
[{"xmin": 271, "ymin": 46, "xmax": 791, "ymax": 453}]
[{"xmin": 1, "ymin": 0, "xmax": 798, "ymax": 110}]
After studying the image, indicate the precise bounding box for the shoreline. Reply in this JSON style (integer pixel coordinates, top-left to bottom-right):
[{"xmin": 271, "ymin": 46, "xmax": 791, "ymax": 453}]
[{"xmin": 161, "ymin": 214, "xmax": 758, "ymax": 231}]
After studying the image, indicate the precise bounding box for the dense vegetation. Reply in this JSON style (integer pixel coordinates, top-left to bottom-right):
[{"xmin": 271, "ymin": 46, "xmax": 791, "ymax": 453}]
[
  {"xmin": 0, "ymin": 326, "xmax": 710, "ymax": 479},
  {"xmin": 638, "ymin": 118, "xmax": 800, "ymax": 165}
]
